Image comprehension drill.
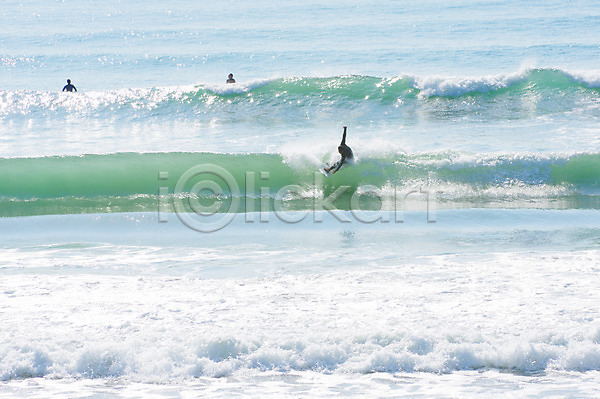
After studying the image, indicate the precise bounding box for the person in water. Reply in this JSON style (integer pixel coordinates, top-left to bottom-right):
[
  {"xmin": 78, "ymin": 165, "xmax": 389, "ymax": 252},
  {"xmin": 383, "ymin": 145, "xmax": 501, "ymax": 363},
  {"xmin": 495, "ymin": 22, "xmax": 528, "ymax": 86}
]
[
  {"xmin": 226, "ymin": 73, "xmax": 236, "ymax": 84},
  {"xmin": 325, "ymin": 126, "xmax": 353, "ymax": 174},
  {"xmin": 62, "ymin": 79, "xmax": 77, "ymax": 92}
]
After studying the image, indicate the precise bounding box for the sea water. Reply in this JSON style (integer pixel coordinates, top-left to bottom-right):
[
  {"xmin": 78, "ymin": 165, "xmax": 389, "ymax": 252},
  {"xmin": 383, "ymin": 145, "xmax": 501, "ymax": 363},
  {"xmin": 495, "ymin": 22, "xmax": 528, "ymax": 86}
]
[{"xmin": 1, "ymin": 1, "xmax": 600, "ymax": 397}]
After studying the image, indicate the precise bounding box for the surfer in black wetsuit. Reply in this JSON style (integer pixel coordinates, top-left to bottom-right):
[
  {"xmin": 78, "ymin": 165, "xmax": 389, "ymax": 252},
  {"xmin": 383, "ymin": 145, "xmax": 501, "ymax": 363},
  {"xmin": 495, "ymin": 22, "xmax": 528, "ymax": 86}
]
[
  {"xmin": 325, "ymin": 126, "xmax": 353, "ymax": 174},
  {"xmin": 226, "ymin": 73, "xmax": 236, "ymax": 84},
  {"xmin": 62, "ymin": 79, "xmax": 77, "ymax": 92}
]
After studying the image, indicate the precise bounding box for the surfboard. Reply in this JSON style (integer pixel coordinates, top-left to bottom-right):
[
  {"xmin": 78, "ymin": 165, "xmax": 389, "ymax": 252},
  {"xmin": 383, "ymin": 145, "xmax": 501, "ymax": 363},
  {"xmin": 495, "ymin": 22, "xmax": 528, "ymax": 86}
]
[
  {"xmin": 319, "ymin": 164, "xmax": 332, "ymax": 177},
  {"xmin": 319, "ymin": 158, "xmax": 353, "ymax": 177},
  {"xmin": 319, "ymin": 160, "xmax": 342, "ymax": 177}
]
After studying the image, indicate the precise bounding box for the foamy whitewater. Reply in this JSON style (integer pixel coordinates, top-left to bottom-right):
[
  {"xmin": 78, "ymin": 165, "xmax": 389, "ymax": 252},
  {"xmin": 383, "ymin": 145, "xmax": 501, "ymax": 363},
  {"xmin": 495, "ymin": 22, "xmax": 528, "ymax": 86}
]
[{"xmin": 1, "ymin": 1, "xmax": 600, "ymax": 397}]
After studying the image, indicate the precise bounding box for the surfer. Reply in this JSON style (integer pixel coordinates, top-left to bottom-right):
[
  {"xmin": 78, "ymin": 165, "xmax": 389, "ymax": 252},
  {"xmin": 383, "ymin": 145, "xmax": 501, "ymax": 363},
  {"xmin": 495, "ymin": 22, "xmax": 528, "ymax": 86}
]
[
  {"xmin": 62, "ymin": 79, "xmax": 77, "ymax": 92},
  {"xmin": 324, "ymin": 126, "xmax": 353, "ymax": 174},
  {"xmin": 226, "ymin": 73, "xmax": 236, "ymax": 84}
]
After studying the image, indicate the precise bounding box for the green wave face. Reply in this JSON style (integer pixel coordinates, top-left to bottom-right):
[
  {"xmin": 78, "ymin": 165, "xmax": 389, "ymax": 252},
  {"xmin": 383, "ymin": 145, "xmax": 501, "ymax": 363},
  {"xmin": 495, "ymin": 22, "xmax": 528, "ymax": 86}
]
[{"xmin": 2, "ymin": 151, "xmax": 599, "ymax": 217}]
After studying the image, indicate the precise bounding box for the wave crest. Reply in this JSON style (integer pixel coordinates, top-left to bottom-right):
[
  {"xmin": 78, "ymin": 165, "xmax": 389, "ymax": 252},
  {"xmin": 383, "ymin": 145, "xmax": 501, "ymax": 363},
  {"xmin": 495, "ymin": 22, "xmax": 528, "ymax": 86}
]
[{"xmin": 2, "ymin": 68, "xmax": 600, "ymax": 117}]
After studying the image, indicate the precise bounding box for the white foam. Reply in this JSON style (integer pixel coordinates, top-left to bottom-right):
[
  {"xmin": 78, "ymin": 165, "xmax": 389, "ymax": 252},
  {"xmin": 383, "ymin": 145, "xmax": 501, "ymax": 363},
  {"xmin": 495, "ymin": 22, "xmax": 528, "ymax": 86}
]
[
  {"xmin": 570, "ymin": 70, "xmax": 600, "ymax": 87},
  {"xmin": 200, "ymin": 78, "xmax": 276, "ymax": 96},
  {"xmin": 2, "ymin": 216, "xmax": 600, "ymax": 383},
  {"xmin": 408, "ymin": 69, "xmax": 530, "ymax": 97}
]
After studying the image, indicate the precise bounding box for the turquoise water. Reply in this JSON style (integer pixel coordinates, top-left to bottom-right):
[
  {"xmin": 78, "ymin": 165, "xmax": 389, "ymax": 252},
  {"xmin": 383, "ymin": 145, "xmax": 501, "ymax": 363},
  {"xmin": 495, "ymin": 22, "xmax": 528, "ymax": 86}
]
[
  {"xmin": 3, "ymin": 0, "xmax": 600, "ymax": 89},
  {"xmin": 1, "ymin": 1, "xmax": 600, "ymax": 397},
  {"xmin": 1, "ymin": 151, "xmax": 599, "ymax": 217}
]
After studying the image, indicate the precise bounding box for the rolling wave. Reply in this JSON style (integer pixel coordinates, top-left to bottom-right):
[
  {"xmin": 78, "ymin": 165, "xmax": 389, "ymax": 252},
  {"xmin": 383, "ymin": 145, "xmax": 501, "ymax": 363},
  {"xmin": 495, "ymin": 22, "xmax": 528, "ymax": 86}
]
[
  {"xmin": 1, "ymin": 68, "xmax": 599, "ymax": 119},
  {"xmin": 1, "ymin": 151, "xmax": 599, "ymax": 217}
]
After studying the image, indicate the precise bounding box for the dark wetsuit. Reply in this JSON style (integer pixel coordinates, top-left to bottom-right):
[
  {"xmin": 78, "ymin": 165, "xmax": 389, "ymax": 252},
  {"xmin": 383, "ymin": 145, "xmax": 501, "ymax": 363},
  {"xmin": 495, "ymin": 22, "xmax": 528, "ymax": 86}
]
[
  {"xmin": 327, "ymin": 126, "xmax": 353, "ymax": 174},
  {"xmin": 62, "ymin": 82, "xmax": 77, "ymax": 92}
]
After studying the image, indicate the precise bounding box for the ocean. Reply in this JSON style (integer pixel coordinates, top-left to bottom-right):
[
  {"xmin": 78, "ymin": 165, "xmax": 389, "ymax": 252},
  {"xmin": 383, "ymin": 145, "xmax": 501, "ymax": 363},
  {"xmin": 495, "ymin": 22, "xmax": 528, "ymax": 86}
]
[{"xmin": 1, "ymin": 0, "xmax": 600, "ymax": 397}]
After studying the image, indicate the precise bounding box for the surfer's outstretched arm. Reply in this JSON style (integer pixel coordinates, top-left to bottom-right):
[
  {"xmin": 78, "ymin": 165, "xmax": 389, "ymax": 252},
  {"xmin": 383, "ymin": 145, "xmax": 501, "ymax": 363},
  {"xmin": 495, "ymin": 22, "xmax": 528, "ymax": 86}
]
[{"xmin": 340, "ymin": 126, "xmax": 347, "ymax": 146}]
